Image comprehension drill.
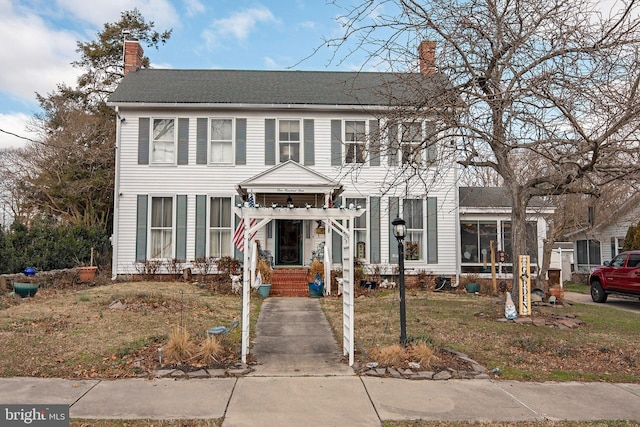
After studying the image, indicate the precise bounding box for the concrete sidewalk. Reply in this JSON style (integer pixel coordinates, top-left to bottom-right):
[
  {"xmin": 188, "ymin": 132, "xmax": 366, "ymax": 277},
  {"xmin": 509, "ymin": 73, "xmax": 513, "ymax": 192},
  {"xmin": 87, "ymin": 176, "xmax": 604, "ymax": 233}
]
[{"xmin": 1, "ymin": 376, "xmax": 639, "ymax": 425}]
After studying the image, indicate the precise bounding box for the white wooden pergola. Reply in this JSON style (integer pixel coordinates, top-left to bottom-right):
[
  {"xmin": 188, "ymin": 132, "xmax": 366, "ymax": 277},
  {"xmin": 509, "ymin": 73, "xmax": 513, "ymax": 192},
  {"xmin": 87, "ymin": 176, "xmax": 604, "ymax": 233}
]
[{"xmin": 233, "ymin": 204, "xmax": 365, "ymax": 366}]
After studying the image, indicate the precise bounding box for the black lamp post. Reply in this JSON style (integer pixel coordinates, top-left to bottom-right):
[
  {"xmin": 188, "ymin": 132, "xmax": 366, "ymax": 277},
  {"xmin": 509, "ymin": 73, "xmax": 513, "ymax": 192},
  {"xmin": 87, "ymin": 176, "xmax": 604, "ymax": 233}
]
[{"xmin": 392, "ymin": 216, "xmax": 407, "ymax": 346}]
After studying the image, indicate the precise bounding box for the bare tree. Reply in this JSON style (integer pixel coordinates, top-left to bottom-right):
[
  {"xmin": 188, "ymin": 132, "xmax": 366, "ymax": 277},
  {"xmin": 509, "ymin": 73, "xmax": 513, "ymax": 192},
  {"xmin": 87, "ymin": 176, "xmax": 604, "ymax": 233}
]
[{"xmin": 326, "ymin": 0, "xmax": 640, "ymax": 303}]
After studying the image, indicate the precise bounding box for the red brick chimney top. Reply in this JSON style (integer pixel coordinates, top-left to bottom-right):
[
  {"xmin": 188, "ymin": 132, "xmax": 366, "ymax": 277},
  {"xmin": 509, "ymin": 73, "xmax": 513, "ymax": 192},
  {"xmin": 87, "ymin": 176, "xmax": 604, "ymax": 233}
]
[
  {"xmin": 124, "ymin": 40, "xmax": 144, "ymax": 75},
  {"xmin": 419, "ymin": 40, "xmax": 436, "ymax": 75}
]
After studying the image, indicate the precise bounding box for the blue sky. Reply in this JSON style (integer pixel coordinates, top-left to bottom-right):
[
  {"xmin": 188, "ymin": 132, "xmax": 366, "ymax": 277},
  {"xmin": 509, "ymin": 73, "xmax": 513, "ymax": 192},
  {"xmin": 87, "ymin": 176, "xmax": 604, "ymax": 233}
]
[{"xmin": 0, "ymin": 0, "xmax": 370, "ymax": 149}]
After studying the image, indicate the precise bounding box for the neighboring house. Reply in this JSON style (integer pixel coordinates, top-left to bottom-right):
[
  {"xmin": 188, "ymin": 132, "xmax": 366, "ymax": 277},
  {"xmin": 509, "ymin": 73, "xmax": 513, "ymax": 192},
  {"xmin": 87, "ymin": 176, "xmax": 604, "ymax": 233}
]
[
  {"xmin": 458, "ymin": 187, "xmax": 553, "ymax": 276},
  {"xmin": 568, "ymin": 194, "xmax": 640, "ymax": 271}
]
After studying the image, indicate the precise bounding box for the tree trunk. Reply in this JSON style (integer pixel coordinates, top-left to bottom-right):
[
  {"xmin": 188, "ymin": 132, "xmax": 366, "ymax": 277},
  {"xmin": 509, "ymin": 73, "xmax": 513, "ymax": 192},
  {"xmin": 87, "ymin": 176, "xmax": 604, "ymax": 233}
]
[{"xmin": 509, "ymin": 187, "xmax": 530, "ymax": 311}]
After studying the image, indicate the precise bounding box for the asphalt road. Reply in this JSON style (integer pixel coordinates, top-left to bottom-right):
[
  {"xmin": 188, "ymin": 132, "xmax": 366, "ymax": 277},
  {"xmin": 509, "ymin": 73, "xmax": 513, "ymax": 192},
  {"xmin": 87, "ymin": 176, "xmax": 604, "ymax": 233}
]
[{"xmin": 564, "ymin": 291, "xmax": 640, "ymax": 314}]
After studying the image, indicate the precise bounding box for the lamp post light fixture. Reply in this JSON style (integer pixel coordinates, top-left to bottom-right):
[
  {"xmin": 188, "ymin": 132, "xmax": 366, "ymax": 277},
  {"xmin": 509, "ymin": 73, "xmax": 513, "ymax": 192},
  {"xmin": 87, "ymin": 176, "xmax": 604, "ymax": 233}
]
[{"xmin": 392, "ymin": 216, "xmax": 407, "ymax": 346}]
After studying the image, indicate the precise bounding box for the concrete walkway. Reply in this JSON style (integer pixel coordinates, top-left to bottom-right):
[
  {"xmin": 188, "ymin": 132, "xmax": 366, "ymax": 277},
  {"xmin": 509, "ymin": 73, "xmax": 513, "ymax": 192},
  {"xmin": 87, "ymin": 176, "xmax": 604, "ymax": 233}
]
[
  {"xmin": 250, "ymin": 297, "xmax": 352, "ymax": 376},
  {"xmin": 1, "ymin": 296, "xmax": 640, "ymax": 425}
]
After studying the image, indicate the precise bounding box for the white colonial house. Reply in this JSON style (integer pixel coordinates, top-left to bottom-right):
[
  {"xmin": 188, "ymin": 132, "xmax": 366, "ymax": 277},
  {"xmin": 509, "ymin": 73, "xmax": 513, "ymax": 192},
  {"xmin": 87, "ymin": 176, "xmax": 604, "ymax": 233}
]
[{"xmin": 108, "ymin": 40, "xmax": 553, "ymax": 363}]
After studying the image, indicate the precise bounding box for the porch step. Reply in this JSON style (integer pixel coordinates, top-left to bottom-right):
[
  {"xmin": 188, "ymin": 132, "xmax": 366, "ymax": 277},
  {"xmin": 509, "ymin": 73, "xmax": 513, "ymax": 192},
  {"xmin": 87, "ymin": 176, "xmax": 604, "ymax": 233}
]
[{"xmin": 270, "ymin": 269, "xmax": 309, "ymax": 297}]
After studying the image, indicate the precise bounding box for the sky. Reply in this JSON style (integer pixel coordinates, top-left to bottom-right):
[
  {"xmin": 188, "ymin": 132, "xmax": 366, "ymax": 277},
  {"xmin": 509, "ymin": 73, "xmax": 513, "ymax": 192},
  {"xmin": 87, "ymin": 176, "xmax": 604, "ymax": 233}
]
[{"xmin": 0, "ymin": 0, "xmax": 369, "ymax": 150}]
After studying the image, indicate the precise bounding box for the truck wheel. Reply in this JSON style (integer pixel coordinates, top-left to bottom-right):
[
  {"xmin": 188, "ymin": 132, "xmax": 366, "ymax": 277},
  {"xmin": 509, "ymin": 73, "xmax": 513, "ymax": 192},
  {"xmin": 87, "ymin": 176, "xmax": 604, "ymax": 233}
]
[{"xmin": 590, "ymin": 280, "xmax": 608, "ymax": 303}]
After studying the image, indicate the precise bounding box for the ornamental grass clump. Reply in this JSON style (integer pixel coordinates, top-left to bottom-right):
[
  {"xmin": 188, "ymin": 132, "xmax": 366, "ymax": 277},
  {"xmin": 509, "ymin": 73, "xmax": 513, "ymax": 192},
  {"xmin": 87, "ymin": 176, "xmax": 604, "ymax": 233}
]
[
  {"xmin": 198, "ymin": 336, "xmax": 224, "ymax": 364},
  {"xmin": 408, "ymin": 341, "xmax": 439, "ymax": 368},
  {"xmin": 164, "ymin": 326, "xmax": 197, "ymax": 364},
  {"xmin": 369, "ymin": 343, "xmax": 405, "ymax": 367}
]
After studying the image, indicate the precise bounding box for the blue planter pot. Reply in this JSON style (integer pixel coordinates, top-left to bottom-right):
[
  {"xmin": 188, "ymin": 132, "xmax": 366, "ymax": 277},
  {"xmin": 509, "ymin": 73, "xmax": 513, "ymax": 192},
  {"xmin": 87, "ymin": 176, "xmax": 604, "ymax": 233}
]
[
  {"xmin": 257, "ymin": 284, "xmax": 271, "ymax": 298},
  {"xmin": 13, "ymin": 282, "xmax": 38, "ymax": 298},
  {"xmin": 308, "ymin": 282, "xmax": 324, "ymax": 298}
]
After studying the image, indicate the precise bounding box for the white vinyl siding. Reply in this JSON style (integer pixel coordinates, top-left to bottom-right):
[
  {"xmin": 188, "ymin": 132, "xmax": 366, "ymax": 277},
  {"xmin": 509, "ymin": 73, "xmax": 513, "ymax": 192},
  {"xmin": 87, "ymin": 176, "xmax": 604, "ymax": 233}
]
[{"xmin": 113, "ymin": 111, "xmax": 459, "ymax": 276}]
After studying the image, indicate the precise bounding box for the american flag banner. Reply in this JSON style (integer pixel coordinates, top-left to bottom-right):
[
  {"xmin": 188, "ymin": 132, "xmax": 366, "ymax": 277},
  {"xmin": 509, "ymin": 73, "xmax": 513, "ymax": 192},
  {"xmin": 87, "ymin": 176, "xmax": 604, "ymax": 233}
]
[{"xmin": 232, "ymin": 193, "xmax": 257, "ymax": 252}]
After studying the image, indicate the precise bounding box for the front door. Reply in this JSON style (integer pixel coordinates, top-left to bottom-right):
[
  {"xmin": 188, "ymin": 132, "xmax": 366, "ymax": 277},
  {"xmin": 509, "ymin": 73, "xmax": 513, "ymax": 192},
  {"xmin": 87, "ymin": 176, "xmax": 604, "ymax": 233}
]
[{"xmin": 276, "ymin": 220, "xmax": 302, "ymax": 266}]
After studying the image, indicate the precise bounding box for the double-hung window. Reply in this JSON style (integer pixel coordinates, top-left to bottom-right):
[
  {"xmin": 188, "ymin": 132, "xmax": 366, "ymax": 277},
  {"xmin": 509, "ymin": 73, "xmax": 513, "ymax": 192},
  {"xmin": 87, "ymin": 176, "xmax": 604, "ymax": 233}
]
[
  {"xmin": 402, "ymin": 122, "xmax": 422, "ymax": 165},
  {"xmin": 210, "ymin": 119, "xmax": 233, "ymax": 164},
  {"xmin": 346, "ymin": 197, "xmax": 367, "ymax": 258},
  {"xmin": 404, "ymin": 199, "xmax": 423, "ymax": 261},
  {"xmin": 209, "ymin": 197, "xmax": 232, "ymax": 257},
  {"xmin": 152, "ymin": 119, "xmax": 175, "ymax": 164},
  {"xmin": 345, "ymin": 120, "xmax": 365, "ymax": 163},
  {"xmin": 279, "ymin": 120, "xmax": 300, "ymax": 162},
  {"xmin": 150, "ymin": 197, "xmax": 173, "ymax": 258}
]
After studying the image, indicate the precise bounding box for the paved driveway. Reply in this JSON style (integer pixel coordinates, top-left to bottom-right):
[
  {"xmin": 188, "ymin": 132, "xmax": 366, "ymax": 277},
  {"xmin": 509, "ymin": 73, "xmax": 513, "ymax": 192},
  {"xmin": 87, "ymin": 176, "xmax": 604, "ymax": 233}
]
[{"xmin": 564, "ymin": 291, "xmax": 640, "ymax": 314}]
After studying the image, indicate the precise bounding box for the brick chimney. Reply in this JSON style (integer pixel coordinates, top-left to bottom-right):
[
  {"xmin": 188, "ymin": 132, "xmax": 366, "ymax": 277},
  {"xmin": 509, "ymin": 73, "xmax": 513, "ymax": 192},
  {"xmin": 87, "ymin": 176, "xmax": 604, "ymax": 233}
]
[
  {"xmin": 419, "ymin": 40, "xmax": 436, "ymax": 75},
  {"xmin": 124, "ymin": 40, "xmax": 144, "ymax": 75}
]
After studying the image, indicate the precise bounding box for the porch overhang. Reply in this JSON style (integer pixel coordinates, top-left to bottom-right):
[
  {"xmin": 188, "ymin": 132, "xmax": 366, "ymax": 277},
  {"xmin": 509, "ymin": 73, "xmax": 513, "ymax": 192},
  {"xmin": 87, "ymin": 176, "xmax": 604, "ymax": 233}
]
[{"xmin": 235, "ymin": 160, "xmax": 344, "ymax": 203}]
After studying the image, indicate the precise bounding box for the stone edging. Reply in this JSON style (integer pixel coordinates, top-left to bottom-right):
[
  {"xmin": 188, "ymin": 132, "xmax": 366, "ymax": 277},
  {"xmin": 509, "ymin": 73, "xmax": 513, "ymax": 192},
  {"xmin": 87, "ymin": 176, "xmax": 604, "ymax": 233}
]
[
  {"xmin": 357, "ymin": 348, "xmax": 490, "ymax": 380},
  {"xmin": 151, "ymin": 349, "xmax": 489, "ymax": 380}
]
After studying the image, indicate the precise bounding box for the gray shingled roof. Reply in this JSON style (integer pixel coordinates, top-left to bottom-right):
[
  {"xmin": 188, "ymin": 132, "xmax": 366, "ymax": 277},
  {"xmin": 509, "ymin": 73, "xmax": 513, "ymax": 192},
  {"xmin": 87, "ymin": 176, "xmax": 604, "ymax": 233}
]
[
  {"xmin": 459, "ymin": 187, "xmax": 549, "ymax": 208},
  {"xmin": 108, "ymin": 69, "xmax": 451, "ymax": 107}
]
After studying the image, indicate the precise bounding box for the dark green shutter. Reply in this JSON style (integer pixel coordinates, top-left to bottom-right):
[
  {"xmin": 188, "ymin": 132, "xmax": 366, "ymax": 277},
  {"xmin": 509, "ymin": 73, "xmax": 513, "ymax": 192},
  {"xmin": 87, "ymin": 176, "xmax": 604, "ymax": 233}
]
[
  {"xmin": 331, "ymin": 120, "xmax": 342, "ymax": 166},
  {"xmin": 138, "ymin": 118, "xmax": 149, "ymax": 165},
  {"xmin": 176, "ymin": 195, "xmax": 187, "ymax": 261},
  {"xmin": 427, "ymin": 197, "xmax": 438, "ymax": 263},
  {"xmin": 303, "ymin": 119, "xmax": 314, "ymax": 166},
  {"xmin": 369, "ymin": 120, "xmax": 380, "ymax": 166},
  {"xmin": 195, "ymin": 195, "xmax": 207, "ymax": 258},
  {"xmin": 265, "ymin": 119, "xmax": 276, "ymax": 165},
  {"xmin": 388, "ymin": 123, "xmax": 398, "ymax": 166},
  {"xmin": 196, "ymin": 118, "xmax": 208, "ymax": 165},
  {"xmin": 135, "ymin": 195, "xmax": 148, "ymax": 261},
  {"xmin": 370, "ymin": 197, "xmax": 381, "ymax": 263},
  {"xmin": 177, "ymin": 118, "xmax": 189, "ymax": 165},
  {"xmin": 426, "ymin": 121, "xmax": 437, "ymax": 161},
  {"xmin": 389, "ymin": 197, "xmax": 399, "ymax": 263},
  {"xmin": 236, "ymin": 119, "xmax": 247, "ymax": 165}
]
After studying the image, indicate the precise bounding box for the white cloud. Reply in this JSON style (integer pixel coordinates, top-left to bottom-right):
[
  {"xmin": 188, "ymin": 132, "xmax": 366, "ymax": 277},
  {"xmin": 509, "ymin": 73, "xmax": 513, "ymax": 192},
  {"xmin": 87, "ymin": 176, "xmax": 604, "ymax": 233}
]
[
  {"xmin": 54, "ymin": 0, "xmax": 180, "ymax": 30},
  {"xmin": 297, "ymin": 21, "xmax": 316, "ymax": 30},
  {"xmin": 263, "ymin": 56, "xmax": 278, "ymax": 68},
  {"xmin": 0, "ymin": 112, "xmax": 40, "ymax": 150},
  {"xmin": 183, "ymin": 0, "xmax": 205, "ymax": 17},
  {"xmin": 0, "ymin": 2, "xmax": 80, "ymax": 103},
  {"xmin": 202, "ymin": 6, "xmax": 278, "ymax": 49}
]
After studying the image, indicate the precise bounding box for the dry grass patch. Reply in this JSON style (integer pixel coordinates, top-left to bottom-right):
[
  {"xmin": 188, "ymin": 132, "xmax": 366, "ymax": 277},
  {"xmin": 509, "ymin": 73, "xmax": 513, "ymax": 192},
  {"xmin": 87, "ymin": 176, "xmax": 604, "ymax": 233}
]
[
  {"xmin": 0, "ymin": 281, "xmax": 255, "ymax": 378},
  {"xmin": 320, "ymin": 290, "xmax": 640, "ymax": 383}
]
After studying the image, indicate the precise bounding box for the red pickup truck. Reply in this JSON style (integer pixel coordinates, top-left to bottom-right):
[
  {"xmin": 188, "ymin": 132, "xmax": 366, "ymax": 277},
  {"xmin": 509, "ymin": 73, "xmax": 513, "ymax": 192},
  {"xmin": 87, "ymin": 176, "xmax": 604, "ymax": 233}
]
[{"xmin": 589, "ymin": 250, "xmax": 640, "ymax": 303}]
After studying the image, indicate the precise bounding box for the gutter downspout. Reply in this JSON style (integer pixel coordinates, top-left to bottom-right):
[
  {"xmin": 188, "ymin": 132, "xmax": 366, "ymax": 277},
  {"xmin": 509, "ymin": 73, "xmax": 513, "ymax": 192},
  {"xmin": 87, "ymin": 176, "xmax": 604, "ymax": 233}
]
[{"xmin": 111, "ymin": 106, "xmax": 122, "ymax": 280}]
